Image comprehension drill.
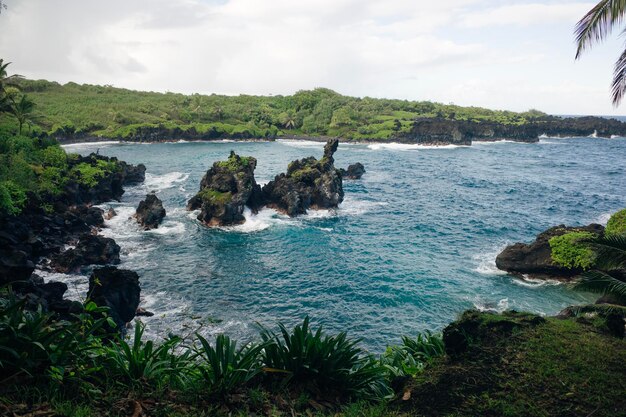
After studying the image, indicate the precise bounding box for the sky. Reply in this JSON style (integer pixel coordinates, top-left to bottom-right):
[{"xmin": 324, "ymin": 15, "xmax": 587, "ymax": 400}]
[{"xmin": 0, "ymin": 0, "xmax": 625, "ymax": 115}]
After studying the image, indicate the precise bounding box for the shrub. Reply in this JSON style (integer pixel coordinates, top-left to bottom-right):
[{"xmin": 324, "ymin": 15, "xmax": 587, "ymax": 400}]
[
  {"xmin": 381, "ymin": 331, "xmax": 445, "ymax": 378},
  {"xmin": 195, "ymin": 333, "xmax": 265, "ymax": 395},
  {"xmin": 0, "ymin": 180, "xmax": 27, "ymax": 215},
  {"xmin": 549, "ymin": 231, "xmax": 597, "ymax": 269},
  {"xmin": 260, "ymin": 317, "xmax": 391, "ymax": 399},
  {"xmin": 103, "ymin": 321, "xmax": 193, "ymax": 388},
  {"xmin": 605, "ymin": 209, "xmax": 626, "ymax": 236}
]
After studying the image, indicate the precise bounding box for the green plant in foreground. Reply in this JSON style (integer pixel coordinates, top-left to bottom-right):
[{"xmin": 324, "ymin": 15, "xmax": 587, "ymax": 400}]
[
  {"xmin": 549, "ymin": 231, "xmax": 597, "ymax": 270},
  {"xmin": 381, "ymin": 331, "xmax": 445, "ymax": 378},
  {"xmin": 103, "ymin": 321, "xmax": 193, "ymax": 388},
  {"xmin": 194, "ymin": 333, "xmax": 265, "ymax": 395},
  {"xmin": 575, "ymin": 234, "xmax": 626, "ymax": 304},
  {"xmin": 260, "ymin": 317, "xmax": 391, "ymax": 399}
]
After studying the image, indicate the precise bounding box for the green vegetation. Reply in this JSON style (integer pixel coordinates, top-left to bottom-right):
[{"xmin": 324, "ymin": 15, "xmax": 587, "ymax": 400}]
[
  {"xmin": 0, "ymin": 289, "xmax": 450, "ymax": 415},
  {"xmin": 575, "ymin": 233, "xmax": 626, "ymax": 305},
  {"xmin": 402, "ymin": 310, "xmax": 625, "ymax": 417},
  {"xmin": 197, "ymin": 189, "xmax": 232, "ymax": 205},
  {"xmin": 12, "ymin": 78, "xmax": 549, "ymax": 142},
  {"xmin": 606, "ymin": 208, "xmax": 626, "ymax": 236},
  {"xmin": 549, "ymin": 231, "xmax": 597, "ymax": 269},
  {"xmin": 215, "ymin": 153, "xmax": 252, "ymax": 172}
]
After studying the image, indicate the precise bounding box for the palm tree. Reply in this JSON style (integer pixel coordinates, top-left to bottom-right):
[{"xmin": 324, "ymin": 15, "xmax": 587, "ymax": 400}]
[
  {"xmin": 10, "ymin": 94, "xmax": 36, "ymax": 135},
  {"xmin": 0, "ymin": 59, "xmax": 22, "ymax": 93},
  {"xmin": 575, "ymin": 1, "xmax": 626, "ymax": 105},
  {"xmin": 574, "ymin": 234, "xmax": 626, "ymax": 308}
]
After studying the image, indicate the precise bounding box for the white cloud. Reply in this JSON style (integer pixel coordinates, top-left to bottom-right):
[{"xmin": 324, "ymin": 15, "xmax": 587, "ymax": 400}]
[
  {"xmin": 460, "ymin": 2, "xmax": 594, "ymax": 28},
  {"xmin": 0, "ymin": 0, "xmax": 622, "ymax": 114}
]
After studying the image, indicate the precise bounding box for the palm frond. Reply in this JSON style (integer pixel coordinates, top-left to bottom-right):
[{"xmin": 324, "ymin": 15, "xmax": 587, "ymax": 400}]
[
  {"xmin": 613, "ymin": 45, "xmax": 626, "ymax": 105},
  {"xmin": 586, "ymin": 233, "xmax": 626, "ymax": 270},
  {"xmin": 575, "ymin": 0, "xmax": 626, "ymax": 59},
  {"xmin": 575, "ymin": 269, "xmax": 626, "ymax": 299},
  {"xmin": 566, "ymin": 303, "xmax": 626, "ymax": 318}
]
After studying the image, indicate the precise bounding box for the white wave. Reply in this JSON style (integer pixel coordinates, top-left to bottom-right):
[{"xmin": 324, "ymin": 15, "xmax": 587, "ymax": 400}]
[
  {"xmin": 512, "ymin": 275, "xmax": 563, "ymax": 288},
  {"xmin": 35, "ymin": 269, "xmax": 89, "ymax": 301},
  {"xmin": 221, "ymin": 207, "xmax": 286, "ymax": 233},
  {"xmin": 589, "ymin": 130, "xmax": 598, "ymax": 138},
  {"xmin": 338, "ymin": 198, "xmax": 389, "ymax": 216},
  {"xmin": 472, "ymin": 246, "xmax": 508, "ymax": 275},
  {"xmin": 61, "ymin": 141, "xmax": 120, "ymax": 149},
  {"xmin": 473, "ymin": 297, "xmax": 509, "ymax": 313},
  {"xmin": 143, "ymin": 172, "xmax": 189, "ymax": 192},
  {"xmin": 610, "ymin": 135, "xmax": 622, "ymax": 139},
  {"xmin": 367, "ymin": 142, "xmax": 465, "ymax": 151},
  {"xmin": 278, "ymin": 139, "xmax": 325, "ymax": 148},
  {"xmin": 146, "ymin": 220, "xmax": 186, "ymax": 236},
  {"xmin": 473, "ymin": 139, "xmax": 518, "ymax": 145},
  {"xmin": 594, "ymin": 212, "xmax": 612, "ymax": 225}
]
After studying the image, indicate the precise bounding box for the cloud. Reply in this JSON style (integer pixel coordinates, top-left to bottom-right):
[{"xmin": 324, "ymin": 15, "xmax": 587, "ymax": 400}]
[
  {"xmin": 460, "ymin": 2, "xmax": 594, "ymax": 28},
  {"xmin": 0, "ymin": 0, "xmax": 622, "ymax": 114}
]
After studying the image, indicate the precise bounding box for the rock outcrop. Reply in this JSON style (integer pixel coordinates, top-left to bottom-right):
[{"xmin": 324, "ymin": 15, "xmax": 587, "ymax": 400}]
[
  {"xmin": 261, "ymin": 138, "xmax": 344, "ymax": 216},
  {"xmin": 135, "ymin": 194, "xmax": 166, "ymax": 230},
  {"xmin": 51, "ymin": 234, "xmax": 121, "ymax": 273},
  {"xmin": 187, "ymin": 151, "xmax": 263, "ymax": 226},
  {"xmin": 340, "ymin": 163, "xmax": 366, "ymax": 179},
  {"xmin": 88, "ymin": 266, "xmax": 141, "ymax": 329},
  {"xmin": 495, "ymin": 224, "xmax": 604, "ymax": 278}
]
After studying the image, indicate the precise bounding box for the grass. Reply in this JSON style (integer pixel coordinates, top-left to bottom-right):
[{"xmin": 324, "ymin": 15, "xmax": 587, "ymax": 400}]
[
  {"xmin": 400, "ymin": 312, "xmax": 626, "ymax": 417},
  {"xmin": 197, "ymin": 189, "xmax": 232, "ymax": 205}
]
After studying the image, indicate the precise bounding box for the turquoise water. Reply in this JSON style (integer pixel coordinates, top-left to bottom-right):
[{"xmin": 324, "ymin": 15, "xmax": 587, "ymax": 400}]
[{"xmin": 56, "ymin": 138, "xmax": 625, "ymax": 352}]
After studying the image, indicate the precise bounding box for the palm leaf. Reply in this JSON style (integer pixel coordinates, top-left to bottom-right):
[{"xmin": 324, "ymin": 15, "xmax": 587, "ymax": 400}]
[
  {"xmin": 575, "ymin": 0, "xmax": 626, "ymax": 59},
  {"xmin": 575, "ymin": 269, "xmax": 626, "ymax": 299}
]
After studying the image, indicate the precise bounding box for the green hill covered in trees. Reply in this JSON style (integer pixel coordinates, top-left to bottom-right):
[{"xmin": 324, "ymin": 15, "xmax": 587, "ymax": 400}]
[{"xmin": 8, "ymin": 79, "xmax": 549, "ymax": 141}]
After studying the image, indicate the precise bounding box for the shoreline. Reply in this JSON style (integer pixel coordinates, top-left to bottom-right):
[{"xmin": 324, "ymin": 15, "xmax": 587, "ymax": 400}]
[{"xmin": 56, "ymin": 134, "xmax": 625, "ymax": 147}]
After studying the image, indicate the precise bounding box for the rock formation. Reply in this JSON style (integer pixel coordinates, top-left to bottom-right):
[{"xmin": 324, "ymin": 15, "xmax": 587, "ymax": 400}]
[
  {"xmin": 88, "ymin": 266, "xmax": 141, "ymax": 329},
  {"xmin": 340, "ymin": 163, "xmax": 366, "ymax": 179},
  {"xmin": 51, "ymin": 234, "xmax": 121, "ymax": 273},
  {"xmin": 187, "ymin": 151, "xmax": 263, "ymax": 226},
  {"xmin": 135, "ymin": 194, "xmax": 166, "ymax": 230},
  {"xmin": 495, "ymin": 224, "xmax": 604, "ymax": 278},
  {"xmin": 261, "ymin": 138, "xmax": 344, "ymax": 216}
]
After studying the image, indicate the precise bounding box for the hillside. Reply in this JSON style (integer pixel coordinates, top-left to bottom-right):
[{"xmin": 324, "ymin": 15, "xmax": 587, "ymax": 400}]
[{"xmin": 3, "ymin": 79, "xmax": 549, "ymax": 140}]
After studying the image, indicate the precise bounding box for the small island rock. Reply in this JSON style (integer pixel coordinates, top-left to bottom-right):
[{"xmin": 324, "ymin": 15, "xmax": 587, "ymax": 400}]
[
  {"xmin": 340, "ymin": 162, "xmax": 366, "ymax": 179},
  {"xmin": 262, "ymin": 138, "xmax": 344, "ymax": 216},
  {"xmin": 495, "ymin": 224, "xmax": 604, "ymax": 278},
  {"xmin": 135, "ymin": 194, "xmax": 166, "ymax": 230},
  {"xmin": 187, "ymin": 151, "xmax": 263, "ymax": 226}
]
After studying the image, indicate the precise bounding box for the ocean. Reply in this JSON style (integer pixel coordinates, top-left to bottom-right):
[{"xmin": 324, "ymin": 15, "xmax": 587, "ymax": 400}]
[{"xmin": 48, "ymin": 137, "xmax": 625, "ymax": 352}]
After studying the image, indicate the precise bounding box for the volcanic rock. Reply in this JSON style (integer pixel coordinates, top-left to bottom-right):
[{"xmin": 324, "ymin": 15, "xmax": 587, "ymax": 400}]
[
  {"xmin": 261, "ymin": 138, "xmax": 344, "ymax": 216},
  {"xmin": 340, "ymin": 162, "xmax": 366, "ymax": 179},
  {"xmin": 88, "ymin": 266, "xmax": 140, "ymax": 328},
  {"xmin": 135, "ymin": 194, "xmax": 166, "ymax": 230},
  {"xmin": 495, "ymin": 224, "xmax": 605, "ymax": 278},
  {"xmin": 187, "ymin": 151, "xmax": 263, "ymax": 226}
]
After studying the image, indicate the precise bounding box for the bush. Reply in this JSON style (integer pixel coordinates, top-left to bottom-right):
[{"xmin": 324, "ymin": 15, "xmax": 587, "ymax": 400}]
[
  {"xmin": 381, "ymin": 332, "xmax": 445, "ymax": 378},
  {"xmin": 103, "ymin": 321, "xmax": 193, "ymax": 388},
  {"xmin": 605, "ymin": 209, "xmax": 626, "ymax": 236},
  {"xmin": 549, "ymin": 231, "xmax": 597, "ymax": 269},
  {"xmin": 260, "ymin": 317, "xmax": 391, "ymax": 399},
  {"xmin": 0, "ymin": 180, "xmax": 27, "ymax": 215},
  {"xmin": 195, "ymin": 333, "xmax": 265, "ymax": 395}
]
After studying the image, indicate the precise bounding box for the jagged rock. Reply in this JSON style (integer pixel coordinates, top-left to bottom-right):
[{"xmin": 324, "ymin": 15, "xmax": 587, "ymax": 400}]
[
  {"xmin": 88, "ymin": 266, "xmax": 140, "ymax": 329},
  {"xmin": 262, "ymin": 138, "xmax": 344, "ymax": 216},
  {"xmin": 0, "ymin": 247, "xmax": 35, "ymax": 285},
  {"xmin": 52, "ymin": 234, "xmax": 120, "ymax": 273},
  {"xmin": 187, "ymin": 151, "xmax": 263, "ymax": 226},
  {"xmin": 135, "ymin": 194, "xmax": 166, "ymax": 230},
  {"xmin": 104, "ymin": 207, "xmax": 117, "ymax": 220},
  {"xmin": 70, "ymin": 206, "xmax": 104, "ymax": 228},
  {"xmin": 340, "ymin": 163, "xmax": 366, "ymax": 179},
  {"xmin": 495, "ymin": 224, "xmax": 605, "ymax": 278}
]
